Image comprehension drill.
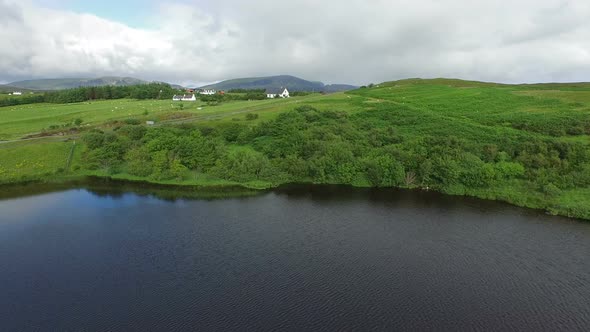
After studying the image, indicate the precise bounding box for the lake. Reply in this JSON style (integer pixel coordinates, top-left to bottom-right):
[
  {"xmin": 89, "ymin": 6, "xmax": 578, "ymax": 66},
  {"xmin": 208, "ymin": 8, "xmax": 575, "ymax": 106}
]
[{"xmin": 1, "ymin": 184, "xmax": 589, "ymax": 331}]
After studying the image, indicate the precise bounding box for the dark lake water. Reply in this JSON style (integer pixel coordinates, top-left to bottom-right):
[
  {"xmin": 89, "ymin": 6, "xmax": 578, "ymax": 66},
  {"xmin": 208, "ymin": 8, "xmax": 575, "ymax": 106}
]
[{"xmin": 1, "ymin": 184, "xmax": 589, "ymax": 331}]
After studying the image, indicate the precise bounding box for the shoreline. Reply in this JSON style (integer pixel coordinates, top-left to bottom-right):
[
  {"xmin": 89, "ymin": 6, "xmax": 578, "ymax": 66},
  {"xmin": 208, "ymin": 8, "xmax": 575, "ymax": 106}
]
[{"xmin": 1, "ymin": 174, "xmax": 588, "ymax": 222}]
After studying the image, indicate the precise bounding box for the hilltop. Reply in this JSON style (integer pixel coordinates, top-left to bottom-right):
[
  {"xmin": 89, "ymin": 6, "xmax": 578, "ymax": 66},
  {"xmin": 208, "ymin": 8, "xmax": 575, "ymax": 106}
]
[
  {"xmin": 8, "ymin": 76, "xmax": 150, "ymax": 90},
  {"xmin": 199, "ymin": 75, "xmax": 357, "ymax": 92}
]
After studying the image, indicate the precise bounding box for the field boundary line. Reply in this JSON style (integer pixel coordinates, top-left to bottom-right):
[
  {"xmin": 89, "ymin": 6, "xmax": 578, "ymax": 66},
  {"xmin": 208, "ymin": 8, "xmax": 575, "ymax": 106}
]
[{"xmin": 65, "ymin": 141, "xmax": 76, "ymax": 173}]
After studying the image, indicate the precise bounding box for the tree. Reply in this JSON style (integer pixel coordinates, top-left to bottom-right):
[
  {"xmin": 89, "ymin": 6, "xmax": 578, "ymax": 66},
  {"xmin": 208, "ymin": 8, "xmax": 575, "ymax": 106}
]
[
  {"xmin": 125, "ymin": 147, "xmax": 152, "ymax": 177},
  {"xmin": 432, "ymin": 156, "xmax": 461, "ymax": 186},
  {"xmin": 542, "ymin": 183, "xmax": 562, "ymax": 198},
  {"xmin": 213, "ymin": 149, "xmax": 273, "ymax": 182},
  {"xmin": 365, "ymin": 155, "xmax": 405, "ymax": 187},
  {"xmin": 170, "ymin": 157, "xmax": 188, "ymax": 179},
  {"xmin": 150, "ymin": 150, "xmax": 170, "ymax": 180}
]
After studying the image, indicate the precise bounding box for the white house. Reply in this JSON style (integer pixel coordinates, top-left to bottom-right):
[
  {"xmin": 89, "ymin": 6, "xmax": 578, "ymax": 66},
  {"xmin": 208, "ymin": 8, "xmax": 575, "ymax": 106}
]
[
  {"xmin": 199, "ymin": 89, "xmax": 216, "ymax": 95},
  {"xmin": 172, "ymin": 94, "xmax": 196, "ymax": 101},
  {"xmin": 266, "ymin": 87, "xmax": 290, "ymax": 99},
  {"xmin": 12, "ymin": 91, "xmax": 22, "ymax": 96}
]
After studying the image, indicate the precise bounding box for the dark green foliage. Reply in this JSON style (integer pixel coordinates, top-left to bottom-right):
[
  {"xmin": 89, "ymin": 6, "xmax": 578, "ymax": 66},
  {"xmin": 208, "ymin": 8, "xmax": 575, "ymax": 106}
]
[
  {"xmin": 124, "ymin": 118, "xmax": 141, "ymax": 125},
  {"xmin": 212, "ymin": 149, "xmax": 274, "ymax": 182},
  {"xmin": 82, "ymin": 131, "xmax": 106, "ymax": 150},
  {"xmin": 228, "ymin": 89, "xmax": 265, "ymax": 93},
  {"xmin": 542, "ymin": 183, "xmax": 562, "ymax": 198},
  {"xmin": 80, "ymin": 103, "xmax": 588, "ymax": 193},
  {"xmin": 77, "ymin": 84, "xmax": 590, "ymax": 219},
  {"xmin": 117, "ymin": 125, "xmax": 147, "ymax": 141},
  {"xmin": 365, "ymin": 155, "xmax": 405, "ymax": 187},
  {"xmin": 245, "ymin": 113, "xmax": 259, "ymax": 120},
  {"xmin": 290, "ymin": 91, "xmax": 311, "ymax": 97},
  {"xmin": 125, "ymin": 146, "xmax": 153, "ymax": 177},
  {"xmin": 0, "ymin": 94, "xmax": 45, "ymax": 107},
  {"xmin": 82, "ymin": 132, "xmax": 128, "ymax": 170}
]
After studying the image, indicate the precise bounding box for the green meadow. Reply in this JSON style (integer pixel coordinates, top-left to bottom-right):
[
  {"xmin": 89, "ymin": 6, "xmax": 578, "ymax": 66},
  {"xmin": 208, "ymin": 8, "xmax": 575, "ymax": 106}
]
[
  {"xmin": 0, "ymin": 139, "xmax": 78, "ymax": 184},
  {"xmin": 1, "ymin": 79, "xmax": 589, "ymax": 220},
  {"xmin": 0, "ymin": 96, "xmax": 324, "ymax": 141}
]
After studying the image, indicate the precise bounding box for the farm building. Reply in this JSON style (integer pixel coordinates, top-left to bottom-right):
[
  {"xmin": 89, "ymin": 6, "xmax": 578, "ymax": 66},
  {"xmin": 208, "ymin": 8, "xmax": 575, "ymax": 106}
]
[
  {"xmin": 172, "ymin": 94, "xmax": 196, "ymax": 101},
  {"xmin": 266, "ymin": 87, "xmax": 290, "ymax": 99},
  {"xmin": 199, "ymin": 89, "xmax": 216, "ymax": 95},
  {"xmin": 11, "ymin": 92, "xmax": 22, "ymax": 96}
]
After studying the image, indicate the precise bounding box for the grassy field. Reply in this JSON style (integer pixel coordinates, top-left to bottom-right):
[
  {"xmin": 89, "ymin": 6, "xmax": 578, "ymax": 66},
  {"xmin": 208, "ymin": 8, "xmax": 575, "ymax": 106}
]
[
  {"xmin": 0, "ymin": 139, "xmax": 77, "ymax": 184},
  {"xmin": 351, "ymin": 79, "xmax": 590, "ymax": 140},
  {"xmin": 0, "ymin": 95, "xmax": 330, "ymax": 140},
  {"xmin": 1, "ymin": 79, "xmax": 589, "ymax": 219}
]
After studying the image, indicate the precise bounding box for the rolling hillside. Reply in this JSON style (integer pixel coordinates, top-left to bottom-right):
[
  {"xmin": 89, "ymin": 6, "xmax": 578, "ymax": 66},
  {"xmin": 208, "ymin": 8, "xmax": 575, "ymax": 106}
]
[
  {"xmin": 199, "ymin": 75, "xmax": 357, "ymax": 92},
  {"xmin": 1, "ymin": 78, "xmax": 590, "ymax": 219}
]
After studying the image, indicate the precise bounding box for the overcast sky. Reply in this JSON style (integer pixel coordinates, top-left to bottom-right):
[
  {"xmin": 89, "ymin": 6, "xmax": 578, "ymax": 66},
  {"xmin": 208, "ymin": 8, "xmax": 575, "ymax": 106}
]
[{"xmin": 1, "ymin": 0, "xmax": 589, "ymax": 86}]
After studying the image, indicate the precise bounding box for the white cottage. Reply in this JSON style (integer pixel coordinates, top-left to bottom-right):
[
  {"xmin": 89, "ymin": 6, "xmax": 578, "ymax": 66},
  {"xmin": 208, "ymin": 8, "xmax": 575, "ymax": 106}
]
[
  {"xmin": 172, "ymin": 94, "xmax": 196, "ymax": 101},
  {"xmin": 12, "ymin": 91, "xmax": 22, "ymax": 96},
  {"xmin": 266, "ymin": 87, "xmax": 290, "ymax": 99},
  {"xmin": 199, "ymin": 89, "xmax": 216, "ymax": 95}
]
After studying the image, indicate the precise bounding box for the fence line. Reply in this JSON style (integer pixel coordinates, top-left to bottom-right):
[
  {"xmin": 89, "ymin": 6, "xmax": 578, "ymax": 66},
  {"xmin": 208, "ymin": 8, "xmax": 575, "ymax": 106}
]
[{"xmin": 65, "ymin": 141, "xmax": 76, "ymax": 173}]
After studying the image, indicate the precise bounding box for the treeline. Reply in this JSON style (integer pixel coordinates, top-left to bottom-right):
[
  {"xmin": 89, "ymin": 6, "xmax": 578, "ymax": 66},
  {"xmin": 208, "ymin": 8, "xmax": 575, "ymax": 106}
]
[
  {"xmin": 0, "ymin": 83, "xmax": 180, "ymax": 107},
  {"xmin": 227, "ymin": 89, "xmax": 311, "ymax": 96},
  {"xmin": 200, "ymin": 90, "xmax": 313, "ymax": 104},
  {"xmin": 200, "ymin": 91, "xmax": 267, "ymax": 103},
  {"xmin": 228, "ymin": 88, "xmax": 265, "ymax": 93},
  {"xmin": 0, "ymin": 95, "xmax": 45, "ymax": 107},
  {"xmin": 81, "ymin": 105, "xmax": 590, "ymax": 218}
]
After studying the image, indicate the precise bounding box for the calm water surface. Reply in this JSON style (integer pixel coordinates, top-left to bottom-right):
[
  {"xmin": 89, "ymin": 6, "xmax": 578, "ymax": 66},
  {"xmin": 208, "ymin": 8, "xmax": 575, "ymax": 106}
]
[{"xmin": 0, "ymin": 185, "xmax": 589, "ymax": 331}]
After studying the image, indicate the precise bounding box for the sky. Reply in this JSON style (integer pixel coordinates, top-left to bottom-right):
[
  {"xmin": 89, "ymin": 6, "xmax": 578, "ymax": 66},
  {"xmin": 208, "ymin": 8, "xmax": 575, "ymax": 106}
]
[{"xmin": 1, "ymin": 0, "xmax": 590, "ymax": 86}]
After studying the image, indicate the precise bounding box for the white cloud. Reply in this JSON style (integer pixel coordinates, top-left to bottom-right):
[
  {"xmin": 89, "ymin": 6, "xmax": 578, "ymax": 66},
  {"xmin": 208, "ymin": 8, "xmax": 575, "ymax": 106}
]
[{"xmin": 1, "ymin": 0, "xmax": 590, "ymax": 86}]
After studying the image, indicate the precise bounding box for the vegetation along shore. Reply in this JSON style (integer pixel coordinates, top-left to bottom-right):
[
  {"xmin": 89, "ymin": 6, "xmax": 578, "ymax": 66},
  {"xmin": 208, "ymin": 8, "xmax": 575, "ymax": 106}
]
[{"xmin": 1, "ymin": 78, "xmax": 589, "ymax": 220}]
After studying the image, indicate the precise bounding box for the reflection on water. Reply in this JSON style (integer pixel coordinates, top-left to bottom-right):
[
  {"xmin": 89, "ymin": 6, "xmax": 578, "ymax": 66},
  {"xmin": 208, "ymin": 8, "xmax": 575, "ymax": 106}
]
[
  {"xmin": 0, "ymin": 177, "xmax": 260, "ymax": 202},
  {"xmin": 0, "ymin": 183, "xmax": 589, "ymax": 331}
]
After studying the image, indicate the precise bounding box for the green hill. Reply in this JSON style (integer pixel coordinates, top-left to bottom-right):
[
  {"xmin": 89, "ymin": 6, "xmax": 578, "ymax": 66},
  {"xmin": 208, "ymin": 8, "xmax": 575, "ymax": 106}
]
[
  {"xmin": 2, "ymin": 77, "xmax": 589, "ymax": 220},
  {"xmin": 199, "ymin": 75, "xmax": 357, "ymax": 92},
  {"xmin": 324, "ymin": 84, "xmax": 358, "ymax": 92},
  {"xmin": 9, "ymin": 76, "xmax": 149, "ymax": 90}
]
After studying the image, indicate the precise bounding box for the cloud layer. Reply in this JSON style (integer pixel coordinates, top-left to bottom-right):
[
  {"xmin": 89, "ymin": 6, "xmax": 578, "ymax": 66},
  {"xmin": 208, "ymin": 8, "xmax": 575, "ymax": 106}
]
[{"xmin": 1, "ymin": 0, "xmax": 590, "ymax": 85}]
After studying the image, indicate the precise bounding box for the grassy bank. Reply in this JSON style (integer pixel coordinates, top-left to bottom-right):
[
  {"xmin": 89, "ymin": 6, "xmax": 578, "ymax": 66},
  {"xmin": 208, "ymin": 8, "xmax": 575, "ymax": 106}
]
[
  {"xmin": 1, "ymin": 79, "xmax": 589, "ymax": 221},
  {"xmin": 1, "ymin": 141, "xmax": 588, "ymax": 221}
]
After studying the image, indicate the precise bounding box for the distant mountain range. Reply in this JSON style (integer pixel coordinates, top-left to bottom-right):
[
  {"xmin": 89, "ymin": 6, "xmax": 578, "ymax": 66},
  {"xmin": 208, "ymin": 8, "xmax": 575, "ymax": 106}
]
[
  {"xmin": 0, "ymin": 84, "xmax": 38, "ymax": 93},
  {"xmin": 4, "ymin": 75, "xmax": 357, "ymax": 92},
  {"xmin": 199, "ymin": 75, "xmax": 357, "ymax": 92},
  {"xmin": 7, "ymin": 77, "xmax": 151, "ymax": 90}
]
